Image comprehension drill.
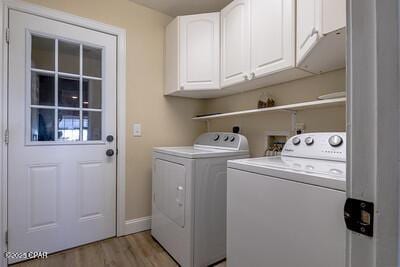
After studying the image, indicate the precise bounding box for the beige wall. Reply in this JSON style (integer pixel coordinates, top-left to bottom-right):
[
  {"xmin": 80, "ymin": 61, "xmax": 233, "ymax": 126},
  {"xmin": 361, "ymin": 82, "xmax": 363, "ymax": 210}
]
[
  {"xmin": 205, "ymin": 69, "xmax": 346, "ymax": 157},
  {"xmin": 24, "ymin": 0, "xmax": 207, "ymax": 220}
]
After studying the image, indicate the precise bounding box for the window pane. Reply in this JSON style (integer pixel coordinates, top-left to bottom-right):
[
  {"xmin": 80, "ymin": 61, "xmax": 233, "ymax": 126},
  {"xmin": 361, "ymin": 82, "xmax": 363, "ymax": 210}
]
[
  {"xmin": 83, "ymin": 46, "xmax": 102, "ymax": 77},
  {"xmin": 83, "ymin": 79, "xmax": 102, "ymax": 109},
  {"xmin": 31, "ymin": 108, "xmax": 55, "ymax": 141},
  {"xmin": 83, "ymin": 111, "xmax": 101, "ymax": 141},
  {"xmin": 31, "ymin": 72, "xmax": 55, "ymax": 106},
  {"xmin": 58, "ymin": 110, "xmax": 80, "ymax": 141},
  {"xmin": 58, "ymin": 41, "xmax": 80, "ymax": 75},
  {"xmin": 31, "ymin": 35, "xmax": 55, "ymax": 71},
  {"xmin": 58, "ymin": 76, "xmax": 80, "ymax": 108}
]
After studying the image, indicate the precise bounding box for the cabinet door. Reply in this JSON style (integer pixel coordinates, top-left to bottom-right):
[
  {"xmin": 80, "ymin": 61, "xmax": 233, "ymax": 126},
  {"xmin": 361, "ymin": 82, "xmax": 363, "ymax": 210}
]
[
  {"xmin": 179, "ymin": 13, "xmax": 220, "ymax": 90},
  {"xmin": 250, "ymin": 0, "xmax": 295, "ymax": 78},
  {"xmin": 221, "ymin": 0, "xmax": 251, "ymax": 88},
  {"xmin": 321, "ymin": 0, "xmax": 346, "ymax": 34},
  {"xmin": 296, "ymin": 0, "xmax": 321, "ymax": 65}
]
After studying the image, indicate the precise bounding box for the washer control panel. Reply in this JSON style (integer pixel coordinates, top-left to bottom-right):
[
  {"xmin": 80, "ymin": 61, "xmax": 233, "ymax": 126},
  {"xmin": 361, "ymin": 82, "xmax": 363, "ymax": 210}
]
[
  {"xmin": 282, "ymin": 132, "xmax": 346, "ymax": 161},
  {"xmin": 194, "ymin": 132, "xmax": 249, "ymax": 151}
]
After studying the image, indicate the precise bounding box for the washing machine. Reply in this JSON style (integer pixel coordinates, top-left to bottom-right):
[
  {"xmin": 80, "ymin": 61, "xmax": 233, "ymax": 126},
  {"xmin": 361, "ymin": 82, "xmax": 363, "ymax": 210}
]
[
  {"xmin": 227, "ymin": 132, "xmax": 346, "ymax": 267},
  {"xmin": 151, "ymin": 132, "xmax": 249, "ymax": 267}
]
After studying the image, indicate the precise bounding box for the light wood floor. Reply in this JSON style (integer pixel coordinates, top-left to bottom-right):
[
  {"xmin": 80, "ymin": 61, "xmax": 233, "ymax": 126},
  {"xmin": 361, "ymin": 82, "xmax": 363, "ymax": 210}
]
[{"xmin": 12, "ymin": 231, "xmax": 226, "ymax": 267}]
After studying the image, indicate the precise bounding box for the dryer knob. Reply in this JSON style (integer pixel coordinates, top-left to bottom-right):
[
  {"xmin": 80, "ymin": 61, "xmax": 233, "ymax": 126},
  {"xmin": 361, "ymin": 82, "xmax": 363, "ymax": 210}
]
[
  {"xmin": 224, "ymin": 136, "xmax": 229, "ymax": 141},
  {"xmin": 230, "ymin": 136, "xmax": 236, "ymax": 142},
  {"xmin": 292, "ymin": 137, "xmax": 301, "ymax": 145},
  {"xmin": 305, "ymin": 137, "xmax": 314, "ymax": 146},
  {"xmin": 329, "ymin": 135, "xmax": 343, "ymax": 147},
  {"xmin": 213, "ymin": 134, "xmax": 220, "ymax": 141}
]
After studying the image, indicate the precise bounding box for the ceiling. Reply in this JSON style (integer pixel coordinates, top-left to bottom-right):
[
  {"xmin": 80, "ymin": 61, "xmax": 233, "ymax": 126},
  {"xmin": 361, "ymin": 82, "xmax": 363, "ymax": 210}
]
[{"xmin": 129, "ymin": 0, "xmax": 233, "ymax": 17}]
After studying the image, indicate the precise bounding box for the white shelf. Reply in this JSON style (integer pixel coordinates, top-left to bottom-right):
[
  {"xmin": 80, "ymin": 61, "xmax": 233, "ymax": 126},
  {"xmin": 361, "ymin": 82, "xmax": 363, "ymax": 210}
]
[{"xmin": 192, "ymin": 97, "xmax": 346, "ymax": 120}]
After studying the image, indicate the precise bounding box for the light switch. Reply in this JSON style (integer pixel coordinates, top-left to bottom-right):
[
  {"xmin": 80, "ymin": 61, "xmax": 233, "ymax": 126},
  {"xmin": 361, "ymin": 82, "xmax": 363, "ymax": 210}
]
[{"xmin": 133, "ymin": 123, "xmax": 142, "ymax": 137}]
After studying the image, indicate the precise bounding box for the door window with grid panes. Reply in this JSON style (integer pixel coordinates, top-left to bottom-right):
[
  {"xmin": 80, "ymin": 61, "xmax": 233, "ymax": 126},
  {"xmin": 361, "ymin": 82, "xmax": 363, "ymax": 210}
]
[{"xmin": 29, "ymin": 35, "xmax": 103, "ymax": 143}]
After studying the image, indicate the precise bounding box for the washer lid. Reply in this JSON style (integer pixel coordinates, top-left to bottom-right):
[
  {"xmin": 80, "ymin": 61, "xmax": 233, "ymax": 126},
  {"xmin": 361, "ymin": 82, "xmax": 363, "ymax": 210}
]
[
  {"xmin": 153, "ymin": 146, "xmax": 249, "ymax": 159},
  {"xmin": 228, "ymin": 156, "xmax": 346, "ymax": 191}
]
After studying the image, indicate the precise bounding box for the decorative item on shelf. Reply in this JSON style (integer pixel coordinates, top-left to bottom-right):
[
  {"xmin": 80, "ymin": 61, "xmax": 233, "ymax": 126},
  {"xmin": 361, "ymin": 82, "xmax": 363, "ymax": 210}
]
[{"xmin": 258, "ymin": 92, "xmax": 275, "ymax": 109}]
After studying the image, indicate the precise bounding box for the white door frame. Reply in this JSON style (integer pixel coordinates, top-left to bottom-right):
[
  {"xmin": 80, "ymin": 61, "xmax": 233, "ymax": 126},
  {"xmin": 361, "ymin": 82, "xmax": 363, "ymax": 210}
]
[
  {"xmin": 0, "ymin": 1, "xmax": 127, "ymax": 266},
  {"xmin": 346, "ymin": 0, "xmax": 399, "ymax": 266}
]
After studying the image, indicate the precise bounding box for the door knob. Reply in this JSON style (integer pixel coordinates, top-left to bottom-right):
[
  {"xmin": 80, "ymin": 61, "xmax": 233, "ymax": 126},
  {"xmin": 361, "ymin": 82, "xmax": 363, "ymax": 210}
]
[
  {"xmin": 106, "ymin": 135, "xmax": 114, "ymax": 142},
  {"xmin": 106, "ymin": 149, "xmax": 114, "ymax": 157}
]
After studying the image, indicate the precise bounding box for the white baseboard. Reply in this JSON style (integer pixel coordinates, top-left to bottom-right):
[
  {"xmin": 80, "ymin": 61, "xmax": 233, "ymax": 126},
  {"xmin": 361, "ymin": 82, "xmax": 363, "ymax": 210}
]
[{"xmin": 124, "ymin": 216, "xmax": 152, "ymax": 235}]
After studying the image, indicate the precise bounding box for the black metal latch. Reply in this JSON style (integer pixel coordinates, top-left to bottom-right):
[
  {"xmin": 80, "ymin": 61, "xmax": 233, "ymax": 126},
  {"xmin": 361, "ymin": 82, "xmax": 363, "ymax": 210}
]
[{"xmin": 344, "ymin": 198, "xmax": 374, "ymax": 237}]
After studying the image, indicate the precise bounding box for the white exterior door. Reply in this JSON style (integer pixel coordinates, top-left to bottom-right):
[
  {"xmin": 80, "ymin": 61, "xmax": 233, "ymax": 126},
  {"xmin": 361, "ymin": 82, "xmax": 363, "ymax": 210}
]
[
  {"xmin": 8, "ymin": 10, "xmax": 117, "ymax": 262},
  {"xmin": 179, "ymin": 13, "xmax": 220, "ymax": 90},
  {"xmin": 296, "ymin": 0, "xmax": 321, "ymax": 65},
  {"xmin": 221, "ymin": 0, "xmax": 250, "ymax": 87},
  {"xmin": 250, "ymin": 0, "xmax": 295, "ymax": 79}
]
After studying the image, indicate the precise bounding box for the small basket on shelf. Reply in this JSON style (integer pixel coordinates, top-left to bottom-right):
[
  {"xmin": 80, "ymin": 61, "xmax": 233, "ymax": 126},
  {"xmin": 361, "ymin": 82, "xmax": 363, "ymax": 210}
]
[{"xmin": 258, "ymin": 92, "xmax": 275, "ymax": 109}]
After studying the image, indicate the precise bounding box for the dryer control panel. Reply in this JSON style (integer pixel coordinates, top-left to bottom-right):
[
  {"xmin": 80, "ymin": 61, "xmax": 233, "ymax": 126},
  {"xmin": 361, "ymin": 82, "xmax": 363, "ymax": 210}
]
[
  {"xmin": 282, "ymin": 132, "xmax": 346, "ymax": 162},
  {"xmin": 194, "ymin": 132, "xmax": 249, "ymax": 151}
]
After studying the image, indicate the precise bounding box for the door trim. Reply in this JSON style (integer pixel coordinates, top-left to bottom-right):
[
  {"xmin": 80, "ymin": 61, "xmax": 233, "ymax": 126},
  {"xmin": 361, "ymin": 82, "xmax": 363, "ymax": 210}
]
[
  {"xmin": 346, "ymin": 0, "xmax": 399, "ymax": 266},
  {"xmin": 0, "ymin": 1, "xmax": 127, "ymax": 265}
]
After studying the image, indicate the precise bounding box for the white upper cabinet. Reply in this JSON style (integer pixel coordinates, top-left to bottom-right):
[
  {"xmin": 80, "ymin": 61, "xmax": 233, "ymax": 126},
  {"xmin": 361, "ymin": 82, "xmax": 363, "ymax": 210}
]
[
  {"xmin": 164, "ymin": 13, "xmax": 220, "ymax": 96},
  {"xmin": 250, "ymin": 0, "xmax": 295, "ymax": 79},
  {"xmin": 220, "ymin": 0, "xmax": 250, "ymax": 87},
  {"xmin": 320, "ymin": 0, "xmax": 346, "ymax": 35},
  {"xmin": 296, "ymin": 0, "xmax": 321, "ymax": 65},
  {"xmin": 296, "ymin": 0, "xmax": 346, "ymax": 73},
  {"xmin": 180, "ymin": 14, "xmax": 220, "ymax": 90},
  {"xmin": 221, "ymin": 0, "xmax": 296, "ymax": 88},
  {"xmin": 164, "ymin": 0, "xmax": 345, "ymax": 98}
]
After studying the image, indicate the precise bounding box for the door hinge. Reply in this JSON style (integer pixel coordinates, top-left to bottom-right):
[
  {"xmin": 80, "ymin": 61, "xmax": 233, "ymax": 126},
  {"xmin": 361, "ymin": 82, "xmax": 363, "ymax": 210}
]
[
  {"xmin": 344, "ymin": 198, "xmax": 374, "ymax": 237},
  {"xmin": 5, "ymin": 230, "xmax": 8, "ymax": 245},
  {"xmin": 5, "ymin": 28, "xmax": 9, "ymax": 44},
  {"xmin": 4, "ymin": 129, "xmax": 9, "ymax": 144}
]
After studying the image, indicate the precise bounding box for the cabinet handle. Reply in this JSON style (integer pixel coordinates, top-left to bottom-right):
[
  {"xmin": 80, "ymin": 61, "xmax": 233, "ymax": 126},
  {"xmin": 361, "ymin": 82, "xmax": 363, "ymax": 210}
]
[
  {"xmin": 300, "ymin": 27, "xmax": 319, "ymax": 49},
  {"xmin": 176, "ymin": 186, "xmax": 184, "ymax": 207},
  {"xmin": 250, "ymin": 72, "xmax": 256, "ymax": 80},
  {"xmin": 243, "ymin": 74, "xmax": 249, "ymax": 81}
]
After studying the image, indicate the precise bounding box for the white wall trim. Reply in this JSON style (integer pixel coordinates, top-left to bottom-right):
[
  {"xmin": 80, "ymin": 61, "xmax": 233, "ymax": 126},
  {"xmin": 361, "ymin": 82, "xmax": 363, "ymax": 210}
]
[
  {"xmin": 346, "ymin": 0, "xmax": 399, "ymax": 266},
  {"xmin": 0, "ymin": 1, "xmax": 6, "ymax": 267},
  {"xmin": 124, "ymin": 217, "xmax": 152, "ymax": 235},
  {"xmin": 0, "ymin": 2, "xmax": 127, "ymax": 266}
]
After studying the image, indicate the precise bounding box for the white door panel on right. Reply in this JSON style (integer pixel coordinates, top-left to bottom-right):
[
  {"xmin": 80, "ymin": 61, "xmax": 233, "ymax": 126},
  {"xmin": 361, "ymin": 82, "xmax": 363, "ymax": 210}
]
[
  {"xmin": 250, "ymin": 0, "xmax": 295, "ymax": 78},
  {"xmin": 221, "ymin": 0, "xmax": 250, "ymax": 87}
]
